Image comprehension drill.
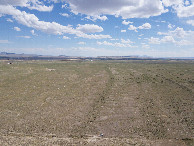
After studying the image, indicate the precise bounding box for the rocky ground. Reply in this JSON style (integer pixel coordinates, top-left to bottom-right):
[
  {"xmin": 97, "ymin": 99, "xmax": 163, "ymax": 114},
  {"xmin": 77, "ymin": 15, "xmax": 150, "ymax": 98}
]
[{"xmin": 0, "ymin": 60, "xmax": 193, "ymax": 145}]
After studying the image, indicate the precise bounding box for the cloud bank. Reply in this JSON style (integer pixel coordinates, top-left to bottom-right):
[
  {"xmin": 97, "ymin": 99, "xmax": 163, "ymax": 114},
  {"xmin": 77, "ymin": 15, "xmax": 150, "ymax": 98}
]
[{"xmin": 0, "ymin": 4, "xmax": 110, "ymax": 39}]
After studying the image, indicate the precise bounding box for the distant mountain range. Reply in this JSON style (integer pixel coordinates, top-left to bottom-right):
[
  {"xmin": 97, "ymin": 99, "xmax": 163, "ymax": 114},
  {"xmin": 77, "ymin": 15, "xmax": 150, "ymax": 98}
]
[{"xmin": 0, "ymin": 52, "xmax": 194, "ymax": 60}]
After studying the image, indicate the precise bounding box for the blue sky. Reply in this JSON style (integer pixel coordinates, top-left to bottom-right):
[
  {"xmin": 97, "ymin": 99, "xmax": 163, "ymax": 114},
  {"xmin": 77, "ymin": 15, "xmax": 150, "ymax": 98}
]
[{"xmin": 0, "ymin": 0, "xmax": 194, "ymax": 57}]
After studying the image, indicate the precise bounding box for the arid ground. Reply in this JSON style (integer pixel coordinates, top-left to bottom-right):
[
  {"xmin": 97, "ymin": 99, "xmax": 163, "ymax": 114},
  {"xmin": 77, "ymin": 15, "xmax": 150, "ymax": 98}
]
[{"xmin": 0, "ymin": 60, "xmax": 193, "ymax": 145}]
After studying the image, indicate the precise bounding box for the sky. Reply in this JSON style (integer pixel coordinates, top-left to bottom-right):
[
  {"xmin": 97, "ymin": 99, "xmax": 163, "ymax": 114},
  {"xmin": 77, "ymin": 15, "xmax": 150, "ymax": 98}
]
[{"xmin": 0, "ymin": 0, "xmax": 194, "ymax": 57}]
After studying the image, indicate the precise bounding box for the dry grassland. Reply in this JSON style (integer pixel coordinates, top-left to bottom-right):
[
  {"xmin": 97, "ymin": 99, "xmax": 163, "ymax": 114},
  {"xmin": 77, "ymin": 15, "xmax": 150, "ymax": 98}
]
[{"xmin": 0, "ymin": 60, "xmax": 193, "ymax": 145}]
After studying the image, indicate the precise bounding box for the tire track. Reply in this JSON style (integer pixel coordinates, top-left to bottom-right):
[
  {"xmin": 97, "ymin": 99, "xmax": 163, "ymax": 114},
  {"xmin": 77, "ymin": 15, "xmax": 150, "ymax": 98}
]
[{"xmin": 70, "ymin": 65, "xmax": 114, "ymax": 137}]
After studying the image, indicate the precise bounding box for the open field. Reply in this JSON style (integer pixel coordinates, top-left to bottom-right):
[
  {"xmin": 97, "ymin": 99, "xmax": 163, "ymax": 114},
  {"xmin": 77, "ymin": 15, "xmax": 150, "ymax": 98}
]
[{"xmin": 0, "ymin": 60, "xmax": 193, "ymax": 145}]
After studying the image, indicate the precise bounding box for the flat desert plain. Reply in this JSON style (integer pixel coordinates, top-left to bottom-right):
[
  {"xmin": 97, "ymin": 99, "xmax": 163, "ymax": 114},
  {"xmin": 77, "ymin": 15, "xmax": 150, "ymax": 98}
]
[{"xmin": 0, "ymin": 60, "xmax": 193, "ymax": 145}]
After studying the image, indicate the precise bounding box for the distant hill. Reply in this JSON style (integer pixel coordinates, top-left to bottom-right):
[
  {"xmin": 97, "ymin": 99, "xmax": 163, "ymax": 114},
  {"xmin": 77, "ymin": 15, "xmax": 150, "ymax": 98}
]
[{"xmin": 0, "ymin": 52, "xmax": 194, "ymax": 60}]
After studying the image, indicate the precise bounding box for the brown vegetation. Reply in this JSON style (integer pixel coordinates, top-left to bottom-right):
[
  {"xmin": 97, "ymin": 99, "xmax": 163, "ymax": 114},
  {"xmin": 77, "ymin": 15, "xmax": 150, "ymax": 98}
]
[{"xmin": 0, "ymin": 60, "xmax": 193, "ymax": 145}]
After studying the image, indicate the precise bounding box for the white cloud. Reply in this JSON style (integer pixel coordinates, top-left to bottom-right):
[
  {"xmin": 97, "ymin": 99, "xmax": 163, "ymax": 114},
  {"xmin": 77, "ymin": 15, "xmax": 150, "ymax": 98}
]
[
  {"xmin": 121, "ymin": 30, "xmax": 126, "ymax": 33},
  {"xmin": 138, "ymin": 23, "xmax": 151, "ymax": 29},
  {"xmin": 14, "ymin": 27, "xmax": 21, "ymax": 31},
  {"xmin": 153, "ymin": 27, "xmax": 194, "ymax": 46},
  {"xmin": 97, "ymin": 41, "xmax": 113, "ymax": 46},
  {"xmin": 85, "ymin": 15, "xmax": 108, "ymax": 21},
  {"xmin": 121, "ymin": 39, "xmax": 133, "ymax": 44},
  {"xmin": 175, "ymin": 3, "xmax": 194, "ymax": 17},
  {"xmin": 170, "ymin": 27, "xmax": 186, "ymax": 38},
  {"xmin": 149, "ymin": 35, "xmax": 190, "ymax": 46},
  {"xmin": 62, "ymin": 4, "xmax": 68, "ymax": 9},
  {"xmin": 76, "ymin": 24, "xmax": 103, "ymax": 33},
  {"xmin": 31, "ymin": 29, "xmax": 35, "ymax": 35},
  {"xmin": 2, "ymin": 0, "xmax": 194, "ymax": 19},
  {"xmin": 78, "ymin": 42, "xmax": 86, "ymax": 45},
  {"xmin": 122, "ymin": 20, "xmax": 133, "ymax": 25},
  {"xmin": 0, "ymin": 40, "xmax": 11, "ymax": 43},
  {"xmin": 7, "ymin": 18, "xmax": 13, "ymax": 22},
  {"xmin": 63, "ymin": 36, "xmax": 70, "ymax": 39},
  {"xmin": 149, "ymin": 35, "xmax": 183, "ymax": 45},
  {"xmin": 161, "ymin": 36, "xmax": 175, "ymax": 43},
  {"xmin": 128, "ymin": 25, "xmax": 137, "ymax": 32},
  {"xmin": 128, "ymin": 23, "xmax": 151, "ymax": 32},
  {"xmin": 0, "ymin": 5, "xmax": 110, "ymax": 39},
  {"xmin": 158, "ymin": 27, "xmax": 186, "ymax": 38},
  {"xmin": 17, "ymin": 36, "xmax": 31, "ymax": 39},
  {"xmin": 66, "ymin": 0, "xmax": 168, "ymax": 19},
  {"xmin": 0, "ymin": 5, "xmax": 74, "ymax": 35},
  {"xmin": 142, "ymin": 44, "xmax": 150, "ymax": 49},
  {"xmin": 157, "ymin": 32, "xmax": 166, "ymax": 35},
  {"xmin": 0, "ymin": 0, "xmax": 29, "ymax": 7},
  {"xmin": 168, "ymin": 24, "xmax": 175, "ymax": 29},
  {"xmin": 187, "ymin": 20, "xmax": 194, "ymax": 26},
  {"xmin": 162, "ymin": 0, "xmax": 182, "ymax": 7},
  {"xmin": 149, "ymin": 37, "xmax": 160, "ymax": 44},
  {"xmin": 77, "ymin": 33, "xmax": 111, "ymax": 39},
  {"xmin": 60, "ymin": 13, "xmax": 69, "ymax": 17},
  {"xmin": 76, "ymin": 47, "xmax": 98, "ymax": 51},
  {"xmin": 110, "ymin": 38, "xmax": 119, "ymax": 41},
  {"xmin": 175, "ymin": 39, "xmax": 193, "ymax": 46},
  {"xmin": 162, "ymin": 0, "xmax": 194, "ymax": 18},
  {"xmin": 0, "ymin": 0, "xmax": 54, "ymax": 12},
  {"xmin": 97, "ymin": 40, "xmax": 135, "ymax": 48}
]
